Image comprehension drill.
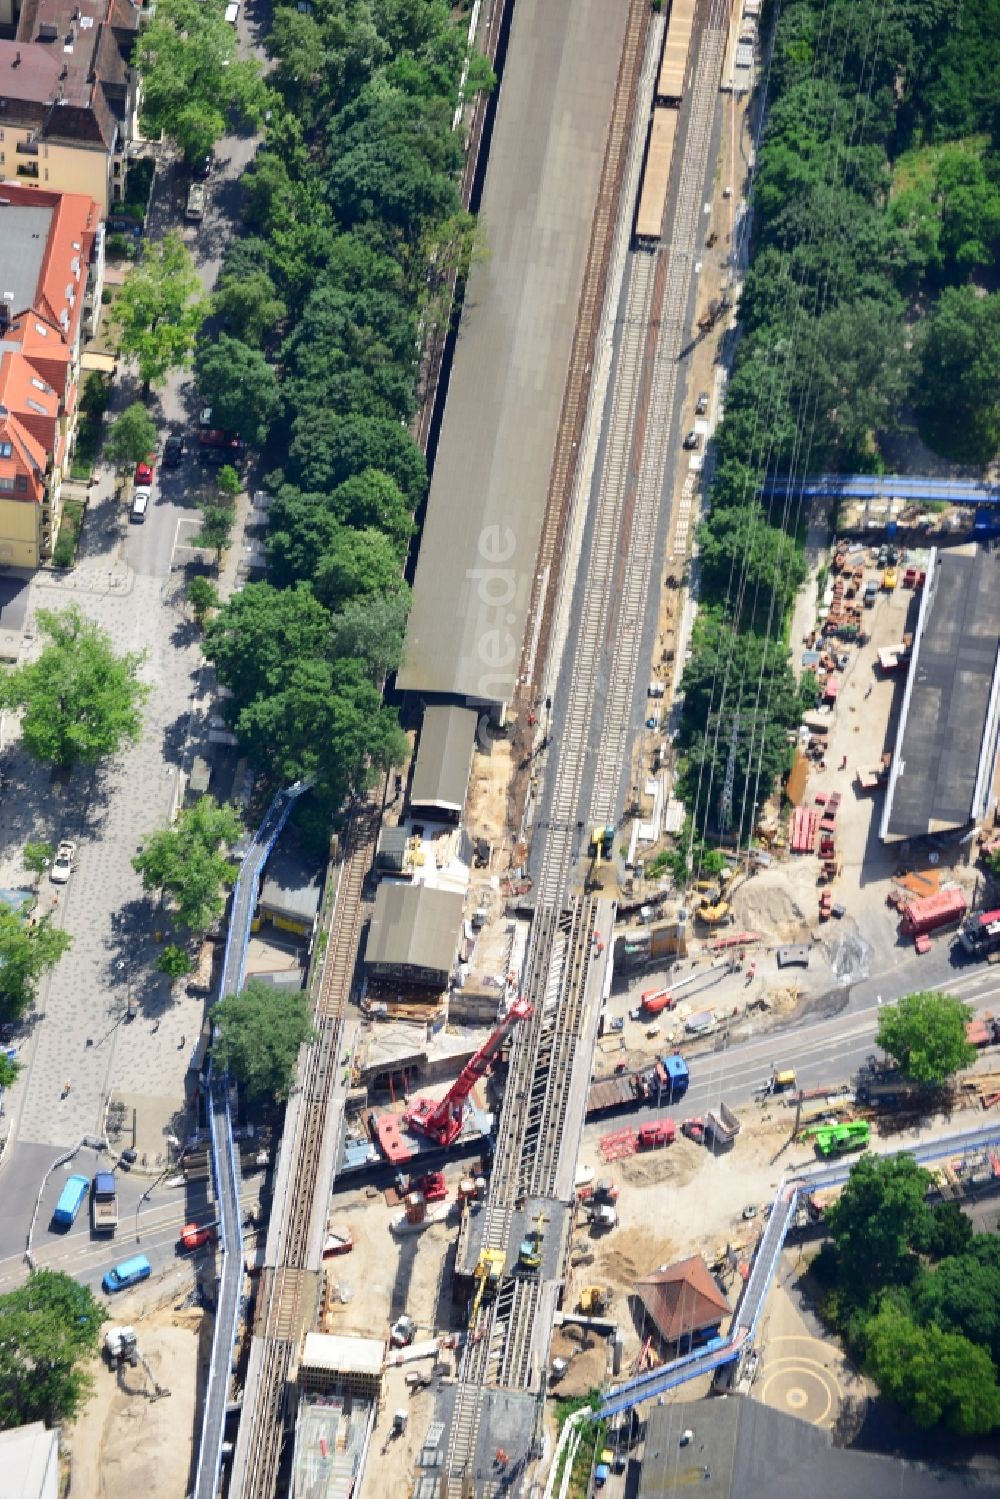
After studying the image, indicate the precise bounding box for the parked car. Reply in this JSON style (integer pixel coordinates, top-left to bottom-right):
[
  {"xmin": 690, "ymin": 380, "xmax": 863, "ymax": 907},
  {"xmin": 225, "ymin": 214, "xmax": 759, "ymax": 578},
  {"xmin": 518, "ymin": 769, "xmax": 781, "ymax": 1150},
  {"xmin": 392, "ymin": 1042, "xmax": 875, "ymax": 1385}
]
[
  {"xmin": 180, "ymin": 1221, "xmax": 217, "ymax": 1251},
  {"xmin": 50, "ymin": 839, "xmax": 76, "ymax": 884},
  {"xmin": 225, "ymin": 0, "xmax": 240, "ymax": 20},
  {"xmin": 130, "ymin": 487, "xmax": 151, "ymax": 522},
  {"xmin": 683, "ymin": 429, "xmax": 701, "ymax": 450},
  {"xmin": 695, "ymin": 391, "xmax": 709, "ymax": 415},
  {"xmin": 134, "ymin": 459, "xmax": 154, "ymax": 487},
  {"xmin": 163, "ymin": 435, "xmax": 185, "ymax": 469},
  {"xmin": 185, "ymin": 184, "xmax": 206, "ymax": 223}
]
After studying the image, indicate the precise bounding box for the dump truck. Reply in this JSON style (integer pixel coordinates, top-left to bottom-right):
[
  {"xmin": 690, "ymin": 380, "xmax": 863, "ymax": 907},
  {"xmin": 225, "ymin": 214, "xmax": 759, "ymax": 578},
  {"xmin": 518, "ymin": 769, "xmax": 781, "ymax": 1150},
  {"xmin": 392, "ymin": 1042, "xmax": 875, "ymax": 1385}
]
[
  {"xmin": 704, "ymin": 1102, "xmax": 741, "ymax": 1148},
  {"xmin": 91, "ymin": 1172, "xmax": 118, "ymax": 1235},
  {"xmin": 899, "ymin": 887, "xmax": 967, "ymax": 938}
]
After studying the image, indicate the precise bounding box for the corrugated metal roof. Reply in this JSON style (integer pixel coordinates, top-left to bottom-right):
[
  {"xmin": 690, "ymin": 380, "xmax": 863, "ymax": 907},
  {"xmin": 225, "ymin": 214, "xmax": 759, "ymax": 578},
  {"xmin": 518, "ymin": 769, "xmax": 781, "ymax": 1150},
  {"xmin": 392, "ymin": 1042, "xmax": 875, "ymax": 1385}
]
[
  {"xmin": 410, "ymin": 705, "xmax": 478, "ymax": 815},
  {"xmin": 366, "ymin": 883, "xmax": 464, "ymax": 978}
]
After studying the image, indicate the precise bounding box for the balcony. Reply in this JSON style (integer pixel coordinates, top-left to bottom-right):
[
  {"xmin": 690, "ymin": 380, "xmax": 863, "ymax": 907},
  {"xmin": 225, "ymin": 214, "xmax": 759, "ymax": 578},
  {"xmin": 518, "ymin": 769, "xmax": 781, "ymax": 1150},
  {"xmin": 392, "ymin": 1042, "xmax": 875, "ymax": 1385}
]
[{"xmin": 16, "ymin": 162, "xmax": 40, "ymax": 180}]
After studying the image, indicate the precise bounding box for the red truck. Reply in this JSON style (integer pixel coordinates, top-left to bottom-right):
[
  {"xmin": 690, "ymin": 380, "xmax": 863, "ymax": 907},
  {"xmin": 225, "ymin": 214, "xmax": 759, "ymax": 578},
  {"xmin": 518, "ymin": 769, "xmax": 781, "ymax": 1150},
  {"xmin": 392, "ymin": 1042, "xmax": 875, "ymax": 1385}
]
[{"xmin": 899, "ymin": 887, "xmax": 967, "ymax": 937}]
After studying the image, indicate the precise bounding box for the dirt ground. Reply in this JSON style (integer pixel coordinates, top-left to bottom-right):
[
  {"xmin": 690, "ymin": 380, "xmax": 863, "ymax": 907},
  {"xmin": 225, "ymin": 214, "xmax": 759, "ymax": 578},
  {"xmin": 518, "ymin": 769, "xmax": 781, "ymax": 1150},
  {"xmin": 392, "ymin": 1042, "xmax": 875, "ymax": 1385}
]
[
  {"xmin": 65, "ymin": 1307, "xmax": 206, "ymax": 1499},
  {"xmin": 568, "ymin": 1121, "xmax": 791, "ymax": 1369},
  {"xmin": 325, "ymin": 1183, "xmax": 463, "ymax": 1344}
]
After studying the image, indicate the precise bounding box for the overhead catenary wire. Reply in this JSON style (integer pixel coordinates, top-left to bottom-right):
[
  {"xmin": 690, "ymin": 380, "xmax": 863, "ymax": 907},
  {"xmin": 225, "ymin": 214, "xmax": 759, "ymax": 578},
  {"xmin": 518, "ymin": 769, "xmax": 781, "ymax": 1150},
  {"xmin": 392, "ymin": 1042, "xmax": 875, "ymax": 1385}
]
[{"xmin": 683, "ymin": 0, "xmax": 895, "ymax": 884}]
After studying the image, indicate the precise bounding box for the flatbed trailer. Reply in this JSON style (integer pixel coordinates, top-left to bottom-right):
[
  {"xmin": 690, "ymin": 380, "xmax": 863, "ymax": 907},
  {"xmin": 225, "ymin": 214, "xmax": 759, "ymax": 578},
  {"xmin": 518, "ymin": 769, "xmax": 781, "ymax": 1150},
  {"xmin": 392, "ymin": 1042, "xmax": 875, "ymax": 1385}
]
[{"xmin": 657, "ymin": 0, "xmax": 695, "ymax": 103}]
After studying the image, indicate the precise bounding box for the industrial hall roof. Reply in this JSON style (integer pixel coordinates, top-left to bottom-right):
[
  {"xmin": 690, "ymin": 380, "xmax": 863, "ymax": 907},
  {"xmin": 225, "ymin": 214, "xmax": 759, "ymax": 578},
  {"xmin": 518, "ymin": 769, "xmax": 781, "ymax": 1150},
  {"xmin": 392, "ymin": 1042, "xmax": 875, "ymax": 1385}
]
[
  {"xmin": 634, "ymin": 1256, "xmax": 731, "ymax": 1344},
  {"xmin": 409, "ymin": 705, "xmax": 478, "ymax": 817},
  {"xmin": 881, "ymin": 548, "xmax": 1000, "ymax": 841},
  {"xmin": 365, "ymin": 881, "xmax": 464, "ymax": 979}
]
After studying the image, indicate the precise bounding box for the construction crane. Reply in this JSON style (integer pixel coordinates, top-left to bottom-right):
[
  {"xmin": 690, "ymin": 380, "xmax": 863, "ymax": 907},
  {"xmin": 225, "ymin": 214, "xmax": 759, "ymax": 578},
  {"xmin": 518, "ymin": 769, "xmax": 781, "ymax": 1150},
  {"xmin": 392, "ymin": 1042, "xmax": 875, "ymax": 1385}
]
[{"xmin": 405, "ymin": 997, "xmax": 533, "ymax": 1148}]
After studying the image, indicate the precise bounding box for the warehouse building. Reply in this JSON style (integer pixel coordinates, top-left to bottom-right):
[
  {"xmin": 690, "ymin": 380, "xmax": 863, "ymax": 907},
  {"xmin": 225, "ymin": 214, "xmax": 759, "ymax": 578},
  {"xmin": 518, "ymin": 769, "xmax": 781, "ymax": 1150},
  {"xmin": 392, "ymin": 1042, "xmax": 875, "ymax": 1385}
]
[{"xmin": 881, "ymin": 548, "xmax": 1000, "ymax": 842}]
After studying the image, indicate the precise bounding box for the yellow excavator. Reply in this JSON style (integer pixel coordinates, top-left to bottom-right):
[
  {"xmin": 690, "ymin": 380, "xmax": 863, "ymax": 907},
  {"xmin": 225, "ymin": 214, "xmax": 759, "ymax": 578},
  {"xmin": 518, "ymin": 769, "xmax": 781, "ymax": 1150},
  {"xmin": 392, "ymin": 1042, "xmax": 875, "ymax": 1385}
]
[
  {"xmin": 578, "ymin": 1285, "xmax": 610, "ymax": 1315},
  {"xmin": 585, "ymin": 826, "xmax": 617, "ymax": 894},
  {"xmin": 693, "ymin": 868, "xmax": 735, "ymax": 925},
  {"xmin": 471, "ymin": 1249, "xmax": 505, "ymax": 1321}
]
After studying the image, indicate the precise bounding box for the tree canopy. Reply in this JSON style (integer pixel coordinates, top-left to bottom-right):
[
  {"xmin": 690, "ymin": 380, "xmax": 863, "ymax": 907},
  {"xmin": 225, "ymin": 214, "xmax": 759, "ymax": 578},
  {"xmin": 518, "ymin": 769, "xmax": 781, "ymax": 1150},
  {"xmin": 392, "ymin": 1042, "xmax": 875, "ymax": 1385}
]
[
  {"xmin": 211, "ymin": 978, "xmax": 316, "ymax": 1101},
  {"xmin": 0, "ymin": 605, "xmax": 148, "ymax": 770},
  {"xmin": 0, "ymin": 907, "xmax": 71, "ymax": 1021},
  {"xmin": 104, "ymin": 402, "xmax": 158, "ymax": 471},
  {"xmin": 826, "ymin": 1152, "xmax": 933, "ymax": 1293},
  {"xmin": 137, "ymin": 0, "xmax": 264, "ymax": 160},
  {"xmin": 875, "ymin": 990, "xmax": 976, "ymax": 1085},
  {"xmin": 133, "ymin": 797, "xmax": 241, "ymax": 933},
  {"xmin": 863, "ymin": 1302, "xmax": 1000, "ymax": 1435},
  {"xmin": 195, "ymin": 336, "xmax": 280, "ymax": 445},
  {"xmin": 115, "ymin": 234, "xmax": 206, "ymax": 388},
  {"xmin": 0, "ymin": 1269, "xmax": 105, "ymax": 1427},
  {"xmin": 915, "ymin": 286, "xmax": 1000, "ymax": 463}
]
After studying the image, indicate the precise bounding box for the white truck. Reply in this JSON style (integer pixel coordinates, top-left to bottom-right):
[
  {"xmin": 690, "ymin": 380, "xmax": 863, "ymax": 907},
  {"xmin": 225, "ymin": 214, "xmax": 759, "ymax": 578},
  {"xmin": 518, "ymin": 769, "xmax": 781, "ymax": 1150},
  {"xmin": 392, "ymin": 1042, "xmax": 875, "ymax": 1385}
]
[{"xmin": 91, "ymin": 1171, "xmax": 118, "ymax": 1234}]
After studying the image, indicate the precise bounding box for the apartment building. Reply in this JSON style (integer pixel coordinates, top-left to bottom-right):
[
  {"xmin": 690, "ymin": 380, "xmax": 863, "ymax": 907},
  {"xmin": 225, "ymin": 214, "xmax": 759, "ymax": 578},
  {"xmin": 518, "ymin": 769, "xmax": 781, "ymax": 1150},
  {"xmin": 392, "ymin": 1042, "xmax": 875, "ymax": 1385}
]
[
  {"xmin": 0, "ymin": 0, "xmax": 141, "ymax": 215},
  {"xmin": 0, "ymin": 181, "xmax": 104, "ymax": 567}
]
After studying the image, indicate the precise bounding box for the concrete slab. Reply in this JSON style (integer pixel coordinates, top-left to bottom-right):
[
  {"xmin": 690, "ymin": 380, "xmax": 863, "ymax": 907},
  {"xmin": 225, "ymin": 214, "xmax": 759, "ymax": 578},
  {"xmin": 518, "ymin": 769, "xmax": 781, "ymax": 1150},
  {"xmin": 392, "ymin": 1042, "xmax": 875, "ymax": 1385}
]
[{"xmin": 398, "ymin": 0, "xmax": 629, "ymax": 709}]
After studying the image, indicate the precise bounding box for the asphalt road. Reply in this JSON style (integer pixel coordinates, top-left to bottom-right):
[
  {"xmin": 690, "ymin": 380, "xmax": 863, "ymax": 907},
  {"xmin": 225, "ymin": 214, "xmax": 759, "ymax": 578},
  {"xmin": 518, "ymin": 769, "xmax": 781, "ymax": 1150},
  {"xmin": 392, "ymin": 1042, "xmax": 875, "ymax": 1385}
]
[{"xmin": 586, "ymin": 960, "xmax": 1000, "ymax": 1145}]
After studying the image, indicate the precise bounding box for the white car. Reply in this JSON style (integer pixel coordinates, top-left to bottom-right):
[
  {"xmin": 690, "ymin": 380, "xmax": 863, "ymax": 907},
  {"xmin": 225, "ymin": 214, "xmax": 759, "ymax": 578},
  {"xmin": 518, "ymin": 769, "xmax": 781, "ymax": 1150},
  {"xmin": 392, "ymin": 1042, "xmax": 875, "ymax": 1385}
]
[
  {"xmin": 50, "ymin": 840, "xmax": 76, "ymax": 884},
  {"xmin": 130, "ymin": 486, "xmax": 151, "ymax": 522}
]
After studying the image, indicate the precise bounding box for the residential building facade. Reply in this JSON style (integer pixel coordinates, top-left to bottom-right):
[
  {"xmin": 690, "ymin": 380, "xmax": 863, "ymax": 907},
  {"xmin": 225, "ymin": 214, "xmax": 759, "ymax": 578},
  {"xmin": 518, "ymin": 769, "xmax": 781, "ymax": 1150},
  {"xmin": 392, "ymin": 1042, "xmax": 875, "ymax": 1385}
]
[
  {"xmin": 0, "ymin": 0, "xmax": 141, "ymax": 215},
  {"xmin": 0, "ymin": 181, "xmax": 104, "ymax": 566}
]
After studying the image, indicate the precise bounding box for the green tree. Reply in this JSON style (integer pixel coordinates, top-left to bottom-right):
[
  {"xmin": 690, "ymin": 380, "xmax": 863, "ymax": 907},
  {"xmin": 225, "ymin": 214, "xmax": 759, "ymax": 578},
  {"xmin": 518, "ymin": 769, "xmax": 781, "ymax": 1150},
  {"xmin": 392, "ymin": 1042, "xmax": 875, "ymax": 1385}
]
[
  {"xmin": 826, "ymin": 1152, "xmax": 933, "ymax": 1294},
  {"xmin": 137, "ymin": 0, "xmax": 264, "ymax": 160},
  {"xmin": 22, "ymin": 842, "xmax": 54, "ymax": 880},
  {"xmin": 133, "ymin": 798, "xmax": 241, "ymax": 933},
  {"xmin": 876, "ymin": 990, "xmax": 976, "ymax": 1085},
  {"xmin": 311, "ymin": 525, "xmax": 404, "ymax": 613},
  {"xmin": 329, "ymin": 590, "xmax": 411, "ymax": 681},
  {"xmin": 104, "ymin": 402, "xmax": 158, "ymax": 471},
  {"xmin": 0, "ymin": 1052, "xmax": 20, "ymax": 1089},
  {"xmin": 204, "ymin": 582, "xmax": 332, "ymax": 711},
  {"xmin": 211, "ymin": 978, "xmax": 315, "ymax": 1101},
  {"xmin": 696, "ymin": 506, "xmax": 807, "ymax": 628},
  {"xmin": 195, "ymin": 336, "xmax": 279, "ymax": 444},
  {"xmin": 194, "ymin": 501, "xmax": 235, "ymax": 569},
  {"xmin": 0, "ymin": 606, "xmax": 148, "ymax": 770},
  {"xmin": 916, "ymin": 286, "xmax": 1000, "ymax": 463},
  {"xmin": 914, "ymin": 1248, "xmax": 1000, "ymax": 1361},
  {"xmin": 286, "ymin": 412, "xmax": 426, "ymax": 509},
  {"xmin": 234, "ymin": 656, "xmax": 408, "ymax": 815},
  {"xmin": 0, "ymin": 1270, "xmax": 106, "ymax": 1427},
  {"xmin": 187, "ymin": 576, "xmax": 219, "ymax": 627},
  {"xmin": 0, "ymin": 895, "xmax": 70, "ymax": 1020},
  {"xmin": 863, "ymin": 1301, "xmax": 1000, "ymax": 1435},
  {"xmin": 214, "ymin": 268, "xmax": 287, "ymax": 347},
  {"xmin": 115, "ymin": 234, "xmax": 206, "ymax": 389},
  {"xmin": 158, "ymin": 944, "xmax": 194, "ymax": 979},
  {"xmin": 216, "ymin": 465, "xmax": 242, "ymax": 501}
]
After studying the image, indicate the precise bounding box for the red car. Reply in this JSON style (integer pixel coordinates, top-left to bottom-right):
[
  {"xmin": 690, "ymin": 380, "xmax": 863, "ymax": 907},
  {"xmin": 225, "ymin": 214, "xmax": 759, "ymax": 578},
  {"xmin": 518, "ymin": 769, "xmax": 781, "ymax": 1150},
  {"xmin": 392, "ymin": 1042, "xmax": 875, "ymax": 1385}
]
[
  {"xmin": 179, "ymin": 1221, "xmax": 217, "ymax": 1251},
  {"xmin": 134, "ymin": 460, "xmax": 155, "ymax": 487}
]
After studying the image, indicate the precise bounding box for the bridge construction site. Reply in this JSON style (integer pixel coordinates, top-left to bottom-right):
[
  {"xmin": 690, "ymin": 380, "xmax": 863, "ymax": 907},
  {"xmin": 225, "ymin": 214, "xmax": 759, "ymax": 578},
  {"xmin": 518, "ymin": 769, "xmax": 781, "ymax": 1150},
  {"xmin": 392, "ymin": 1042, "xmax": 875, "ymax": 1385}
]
[{"xmin": 177, "ymin": 0, "xmax": 1000, "ymax": 1496}]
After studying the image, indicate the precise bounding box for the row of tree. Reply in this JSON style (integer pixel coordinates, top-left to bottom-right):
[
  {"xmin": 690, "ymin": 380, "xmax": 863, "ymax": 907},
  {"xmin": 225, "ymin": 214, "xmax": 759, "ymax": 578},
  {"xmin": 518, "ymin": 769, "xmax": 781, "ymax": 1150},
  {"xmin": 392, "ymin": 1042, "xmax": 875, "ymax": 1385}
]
[
  {"xmin": 678, "ymin": 0, "xmax": 1000, "ymax": 845},
  {"xmin": 183, "ymin": 0, "xmax": 493, "ymax": 836}
]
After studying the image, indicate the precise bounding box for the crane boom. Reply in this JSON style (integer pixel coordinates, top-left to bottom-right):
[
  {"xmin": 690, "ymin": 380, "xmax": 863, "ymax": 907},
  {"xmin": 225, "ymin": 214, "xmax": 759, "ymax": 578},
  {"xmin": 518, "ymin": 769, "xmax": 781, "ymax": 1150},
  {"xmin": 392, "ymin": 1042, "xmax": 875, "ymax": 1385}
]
[{"xmin": 405, "ymin": 997, "xmax": 533, "ymax": 1147}]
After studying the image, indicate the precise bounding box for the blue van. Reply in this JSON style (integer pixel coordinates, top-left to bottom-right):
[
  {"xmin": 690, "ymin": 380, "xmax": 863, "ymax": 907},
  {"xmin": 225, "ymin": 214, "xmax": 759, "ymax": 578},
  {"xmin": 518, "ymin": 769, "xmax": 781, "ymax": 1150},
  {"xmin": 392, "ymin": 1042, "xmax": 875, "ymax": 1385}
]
[
  {"xmin": 52, "ymin": 1174, "xmax": 90, "ymax": 1229},
  {"xmin": 103, "ymin": 1254, "xmax": 152, "ymax": 1294}
]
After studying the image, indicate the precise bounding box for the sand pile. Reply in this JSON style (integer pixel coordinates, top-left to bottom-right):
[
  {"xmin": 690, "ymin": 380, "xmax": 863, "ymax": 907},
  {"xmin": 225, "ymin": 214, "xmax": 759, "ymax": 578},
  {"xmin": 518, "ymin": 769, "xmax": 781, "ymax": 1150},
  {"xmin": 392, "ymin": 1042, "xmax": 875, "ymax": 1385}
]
[{"xmin": 733, "ymin": 870, "xmax": 812, "ymax": 942}]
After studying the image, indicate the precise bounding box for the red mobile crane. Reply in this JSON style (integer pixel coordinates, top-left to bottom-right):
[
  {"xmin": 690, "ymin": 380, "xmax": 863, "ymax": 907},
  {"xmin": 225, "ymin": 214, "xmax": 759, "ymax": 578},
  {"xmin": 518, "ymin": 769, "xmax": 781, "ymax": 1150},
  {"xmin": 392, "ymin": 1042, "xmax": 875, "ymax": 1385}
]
[{"xmin": 403, "ymin": 998, "xmax": 533, "ymax": 1149}]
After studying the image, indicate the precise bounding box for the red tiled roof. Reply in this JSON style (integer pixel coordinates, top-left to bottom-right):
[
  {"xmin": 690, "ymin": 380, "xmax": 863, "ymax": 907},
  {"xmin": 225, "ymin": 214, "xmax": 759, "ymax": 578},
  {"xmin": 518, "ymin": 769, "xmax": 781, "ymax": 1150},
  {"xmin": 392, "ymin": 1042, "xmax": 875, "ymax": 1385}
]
[{"xmin": 635, "ymin": 1255, "xmax": 732, "ymax": 1343}]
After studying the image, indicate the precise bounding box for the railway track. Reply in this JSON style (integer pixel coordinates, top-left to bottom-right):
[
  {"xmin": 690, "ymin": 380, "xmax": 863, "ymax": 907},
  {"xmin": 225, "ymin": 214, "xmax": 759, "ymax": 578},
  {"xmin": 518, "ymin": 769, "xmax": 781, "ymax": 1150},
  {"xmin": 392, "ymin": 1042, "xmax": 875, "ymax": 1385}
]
[
  {"xmin": 590, "ymin": 1, "xmax": 730, "ymax": 824},
  {"xmin": 229, "ymin": 795, "xmax": 381, "ymax": 1499},
  {"xmin": 444, "ymin": 3, "xmax": 732, "ymax": 1488}
]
